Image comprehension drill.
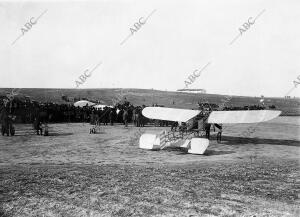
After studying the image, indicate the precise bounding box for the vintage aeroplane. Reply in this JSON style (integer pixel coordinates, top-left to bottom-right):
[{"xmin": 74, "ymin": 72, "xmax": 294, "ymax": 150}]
[{"xmin": 139, "ymin": 107, "xmax": 281, "ymax": 154}]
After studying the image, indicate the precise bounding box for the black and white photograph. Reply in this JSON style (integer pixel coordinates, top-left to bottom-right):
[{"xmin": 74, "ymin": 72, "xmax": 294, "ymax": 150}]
[{"xmin": 0, "ymin": 0, "xmax": 299, "ymax": 216}]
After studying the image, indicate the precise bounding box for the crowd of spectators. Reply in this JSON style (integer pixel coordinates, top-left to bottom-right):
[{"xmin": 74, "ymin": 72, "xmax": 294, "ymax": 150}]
[
  {"xmin": 198, "ymin": 102, "xmax": 275, "ymax": 111},
  {"xmin": 0, "ymin": 94, "xmax": 276, "ymax": 127},
  {"xmin": 0, "ymin": 96, "xmax": 149, "ymax": 126}
]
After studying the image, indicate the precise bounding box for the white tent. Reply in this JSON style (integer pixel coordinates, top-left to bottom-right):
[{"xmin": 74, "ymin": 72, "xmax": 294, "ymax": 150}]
[
  {"xmin": 74, "ymin": 100, "xmax": 95, "ymax": 107},
  {"xmin": 93, "ymin": 104, "xmax": 113, "ymax": 109},
  {"xmin": 93, "ymin": 104, "xmax": 120, "ymax": 114}
]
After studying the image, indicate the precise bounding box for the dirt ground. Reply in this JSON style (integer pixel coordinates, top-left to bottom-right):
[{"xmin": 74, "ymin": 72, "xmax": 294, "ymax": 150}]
[{"xmin": 0, "ymin": 116, "xmax": 299, "ymax": 216}]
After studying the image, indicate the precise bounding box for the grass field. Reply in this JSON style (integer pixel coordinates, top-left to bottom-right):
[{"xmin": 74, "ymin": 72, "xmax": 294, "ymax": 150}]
[{"xmin": 0, "ymin": 116, "xmax": 299, "ymax": 216}]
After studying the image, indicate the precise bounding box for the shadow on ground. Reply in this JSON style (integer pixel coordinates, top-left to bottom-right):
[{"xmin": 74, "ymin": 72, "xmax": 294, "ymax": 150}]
[{"xmin": 218, "ymin": 135, "xmax": 300, "ymax": 147}]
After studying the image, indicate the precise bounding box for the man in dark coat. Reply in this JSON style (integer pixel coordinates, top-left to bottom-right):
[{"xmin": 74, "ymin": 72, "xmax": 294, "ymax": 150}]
[
  {"xmin": 123, "ymin": 109, "xmax": 128, "ymax": 127},
  {"xmin": 103, "ymin": 108, "xmax": 109, "ymax": 125},
  {"xmin": 33, "ymin": 117, "xmax": 43, "ymax": 135},
  {"xmin": 0, "ymin": 104, "xmax": 15, "ymax": 136},
  {"xmin": 109, "ymin": 109, "xmax": 114, "ymax": 126},
  {"xmin": 214, "ymin": 124, "xmax": 222, "ymax": 142},
  {"xmin": 0, "ymin": 106, "xmax": 9, "ymax": 136},
  {"xmin": 204, "ymin": 122, "xmax": 211, "ymax": 139},
  {"xmin": 136, "ymin": 108, "xmax": 142, "ymax": 127}
]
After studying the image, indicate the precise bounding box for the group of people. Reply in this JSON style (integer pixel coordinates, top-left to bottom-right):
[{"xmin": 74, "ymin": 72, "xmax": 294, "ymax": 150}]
[
  {"xmin": 0, "ymin": 93, "xmax": 273, "ymax": 139},
  {"xmin": 0, "ymin": 96, "xmax": 148, "ymax": 125},
  {"xmin": 197, "ymin": 102, "xmax": 274, "ymax": 111},
  {"xmin": 0, "ymin": 95, "xmax": 156, "ymax": 136},
  {"xmin": 89, "ymin": 104, "xmax": 147, "ymax": 127}
]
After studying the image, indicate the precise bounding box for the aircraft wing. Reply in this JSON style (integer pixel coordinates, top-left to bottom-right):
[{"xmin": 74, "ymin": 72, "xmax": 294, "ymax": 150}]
[
  {"xmin": 142, "ymin": 107, "xmax": 281, "ymax": 124},
  {"xmin": 142, "ymin": 107, "xmax": 200, "ymax": 122},
  {"xmin": 208, "ymin": 110, "xmax": 281, "ymax": 124}
]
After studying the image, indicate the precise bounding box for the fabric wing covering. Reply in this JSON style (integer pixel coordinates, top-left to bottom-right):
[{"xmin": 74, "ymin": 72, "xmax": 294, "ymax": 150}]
[
  {"xmin": 142, "ymin": 107, "xmax": 200, "ymax": 122},
  {"xmin": 208, "ymin": 110, "xmax": 282, "ymax": 124}
]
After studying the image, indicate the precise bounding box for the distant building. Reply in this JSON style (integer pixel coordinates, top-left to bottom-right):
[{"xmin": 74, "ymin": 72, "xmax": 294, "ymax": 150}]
[{"xmin": 177, "ymin": 88, "xmax": 206, "ymax": 94}]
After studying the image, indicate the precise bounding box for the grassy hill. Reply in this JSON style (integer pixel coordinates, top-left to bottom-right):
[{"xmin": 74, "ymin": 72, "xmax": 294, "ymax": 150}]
[{"xmin": 0, "ymin": 88, "xmax": 299, "ymax": 116}]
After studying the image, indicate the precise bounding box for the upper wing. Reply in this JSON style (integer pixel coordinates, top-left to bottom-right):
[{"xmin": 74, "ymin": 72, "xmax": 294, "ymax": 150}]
[
  {"xmin": 208, "ymin": 110, "xmax": 281, "ymax": 124},
  {"xmin": 142, "ymin": 107, "xmax": 200, "ymax": 122}
]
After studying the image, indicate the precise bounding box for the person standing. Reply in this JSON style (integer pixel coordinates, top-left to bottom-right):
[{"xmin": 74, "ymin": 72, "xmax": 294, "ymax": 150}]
[
  {"xmin": 205, "ymin": 122, "xmax": 211, "ymax": 139},
  {"xmin": 123, "ymin": 109, "xmax": 128, "ymax": 127},
  {"xmin": 0, "ymin": 103, "xmax": 15, "ymax": 136},
  {"xmin": 109, "ymin": 109, "xmax": 114, "ymax": 126},
  {"xmin": 0, "ymin": 105, "xmax": 9, "ymax": 136},
  {"xmin": 33, "ymin": 117, "xmax": 43, "ymax": 135},
  {"xmin": 132, "ymin": 108, "xmax": 137, "ymax": 126},
  {"xmin": 136, "ymin": 108, "xmax": 142, "ymax": 127},
  {"xmin": 215, "ymin": 124, "xmax": 222, "ymax": 143}
]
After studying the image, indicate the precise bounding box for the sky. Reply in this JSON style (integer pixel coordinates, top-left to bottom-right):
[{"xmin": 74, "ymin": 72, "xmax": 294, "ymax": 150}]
[{"xmin": 0, "ymin": 0, "xmax": 299, "ymax": 97}]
